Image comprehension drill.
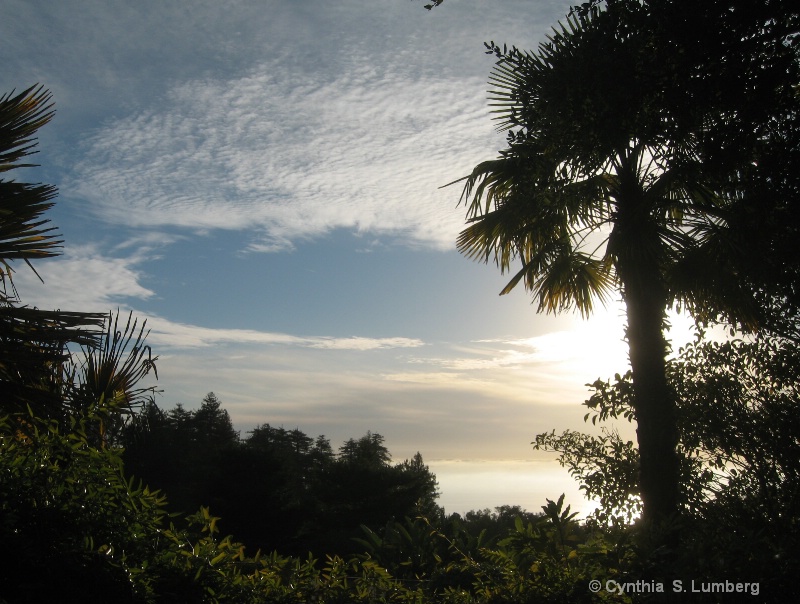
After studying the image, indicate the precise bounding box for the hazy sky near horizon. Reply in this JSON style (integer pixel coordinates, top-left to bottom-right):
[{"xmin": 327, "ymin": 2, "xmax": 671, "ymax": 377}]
[{"xmin": 2, "ymin": 0, "xmax": 682, "ymax": 515}]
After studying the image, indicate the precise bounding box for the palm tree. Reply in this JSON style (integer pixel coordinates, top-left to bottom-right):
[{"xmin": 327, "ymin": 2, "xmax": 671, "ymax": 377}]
[
  {"xmin": 68, "ymin": 310, "xmax": 159, "ymax": 444},
  {"xmin": 450, "ymin": 4, "xmax": 782, "ymax": 527},
  {"xmin": 1, "ymin": 85, "xmax": 105, "ymax": 417}
]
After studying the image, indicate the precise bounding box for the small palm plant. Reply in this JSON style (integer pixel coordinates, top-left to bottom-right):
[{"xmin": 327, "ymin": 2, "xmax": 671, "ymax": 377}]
[{"xmin": 68, "ymin": 310, "xmax": 159, "ymax": 444}]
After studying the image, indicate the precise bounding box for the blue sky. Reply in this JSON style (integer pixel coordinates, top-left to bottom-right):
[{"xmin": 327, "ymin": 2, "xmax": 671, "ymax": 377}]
[{"xmin": 1, "ymin": 0, "xmax": 670, "ymax": 515}]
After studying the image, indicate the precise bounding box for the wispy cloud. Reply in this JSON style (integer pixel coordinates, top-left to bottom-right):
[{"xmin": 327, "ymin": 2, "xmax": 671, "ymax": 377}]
[
  {"xmin": 67, "ymin": 60, "xmax": 495, "ymax": 252},
  {"xmin": 145, "ymin": 316, "xmax": 425, "ymax": 351},
  {"xmin": 111, "ymin": 231, "xmax": 185, "ymax": 254},
  {"xmin": 11, "ymin": 244, "xmax": 155, "ymax": 311}
]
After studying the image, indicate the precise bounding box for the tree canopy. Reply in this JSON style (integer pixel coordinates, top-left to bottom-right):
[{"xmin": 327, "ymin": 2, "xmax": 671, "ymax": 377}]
[{"xmin": 122, "ymin": 395, "xmax": 441, "ymax": 556}]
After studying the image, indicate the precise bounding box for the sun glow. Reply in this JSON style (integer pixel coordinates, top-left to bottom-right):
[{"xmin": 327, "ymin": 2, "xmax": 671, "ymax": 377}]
[{"xmin": 539, "ymin": 299, "xmax": 701, "ymax": 385}]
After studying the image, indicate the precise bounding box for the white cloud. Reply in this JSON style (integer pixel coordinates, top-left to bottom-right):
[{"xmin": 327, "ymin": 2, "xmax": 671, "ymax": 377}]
[
  {"xmin": 144, "ymin": 315, "xmax": 425, "ymax": 350},
  {"xmin": 66, "ymin": 59, "xmax": 497, "ymax": 252},
  {"xmin": 308, "ymin": 336, "xmax": 425, "ymax": 351},
  {"xmin": 11, "ymin": 244, "xmax": 154, "ymax": 312},
  {"xmin": 111, "ymin": 231, "xmax": 185, "ymax": 253}
]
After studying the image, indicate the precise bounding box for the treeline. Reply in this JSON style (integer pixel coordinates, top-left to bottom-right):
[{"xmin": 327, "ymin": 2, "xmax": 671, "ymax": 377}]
[{"xmin": 120, "ymin": 393, "xmax": 440, "ymax": 556}]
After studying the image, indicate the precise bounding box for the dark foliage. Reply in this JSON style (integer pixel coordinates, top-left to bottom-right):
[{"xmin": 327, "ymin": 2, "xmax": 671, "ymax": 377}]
[
  {"xmin": 121, "ymin": 394, "xmax": 441, "ymax": 557},
  {"xmin": 536, "ymin": 328, "xmax": 800, "ymax": 600}
]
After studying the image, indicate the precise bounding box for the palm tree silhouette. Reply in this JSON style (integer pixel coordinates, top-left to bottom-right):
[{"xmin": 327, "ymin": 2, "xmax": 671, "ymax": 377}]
[{"xmin": 451, "ymin": 6, "xmax": 766, "ymax": 528}]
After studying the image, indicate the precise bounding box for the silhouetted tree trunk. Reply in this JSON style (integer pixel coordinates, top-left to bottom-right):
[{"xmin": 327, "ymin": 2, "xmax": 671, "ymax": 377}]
[{"xmin": 611, "ymin": 163, "xmax": 680, "ymax": 527}]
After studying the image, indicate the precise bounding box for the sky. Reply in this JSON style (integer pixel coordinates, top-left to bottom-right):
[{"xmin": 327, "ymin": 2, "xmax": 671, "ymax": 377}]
[{"xmin": 1, "ymin": 0, "xmax": 695, "ymax": 516}]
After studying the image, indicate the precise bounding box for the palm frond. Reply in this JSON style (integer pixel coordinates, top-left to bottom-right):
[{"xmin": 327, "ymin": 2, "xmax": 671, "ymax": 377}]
[
  {"xmin": 0, "ymin": 181, "xmax": 62, "ymax": 259},
  {"xmin": 457, "ymin": 157, "xmax": 520, "ymax": 218},
  {"xmin": 73, "ymin": 310, "xmax": 159, "ymax": 415},
  {"xmin": 529, "ymin": 249, "xmax": 615, "ymax": 317},
  {"xmin": 0, "ymin": 306, "xmax": 104, "ymax": 416},
  {"xmin": 0, "ymin": 85, "xmax": 62, "ymax": 297},
  {"xmin": 0, "ymin": 85, "xmax": 54, "ymax": 172}
]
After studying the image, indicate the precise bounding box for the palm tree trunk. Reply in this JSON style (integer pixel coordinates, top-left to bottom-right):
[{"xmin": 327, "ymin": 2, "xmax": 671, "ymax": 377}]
[
  {"xmin": 612, "ymin": 169, "xmax": 681, "ymax": 529},
  {"xmin": 621, "ymin": 265, "xmax": 681, "ymax": 527}
]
